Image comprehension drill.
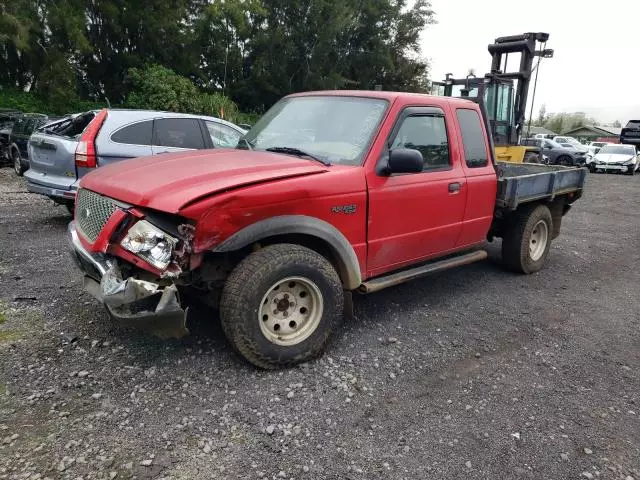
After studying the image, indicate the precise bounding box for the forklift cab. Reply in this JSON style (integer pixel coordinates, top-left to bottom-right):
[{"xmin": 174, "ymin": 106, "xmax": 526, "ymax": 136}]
[{"xmin": 435, "ymin": 74, "xmax": 516, "ymax": 148}]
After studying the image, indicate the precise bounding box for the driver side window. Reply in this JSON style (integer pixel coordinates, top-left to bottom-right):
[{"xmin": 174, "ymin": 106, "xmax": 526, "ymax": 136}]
[{"xmin": 390, "ymin": 113, "xmax": 450, "ymax": 171}]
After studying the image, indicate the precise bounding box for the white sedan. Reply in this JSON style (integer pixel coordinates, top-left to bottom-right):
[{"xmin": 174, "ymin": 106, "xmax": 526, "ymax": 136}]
[{"xmin": 591, "ymin": 144, "xmax": 639, "ymax": 175}]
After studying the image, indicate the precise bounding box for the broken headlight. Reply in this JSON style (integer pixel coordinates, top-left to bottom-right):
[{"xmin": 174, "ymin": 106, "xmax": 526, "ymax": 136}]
[{"xmin": 120, "ymin": 220, "xmax": 177, "ymax": 270}]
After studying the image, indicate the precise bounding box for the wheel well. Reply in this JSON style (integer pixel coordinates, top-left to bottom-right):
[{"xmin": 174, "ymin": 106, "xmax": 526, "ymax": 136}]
[
  {"xmin": 491, "ymin": 197, "xmax": 568, "ymax": 240},
  {"xmin": 257, "ymin": 233, "xmax": 351, "ymax": 287}
]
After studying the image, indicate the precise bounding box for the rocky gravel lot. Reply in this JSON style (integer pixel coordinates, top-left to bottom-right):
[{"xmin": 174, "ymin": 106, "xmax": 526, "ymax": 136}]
[{"xmin": 0, "ymin": 168, "xmax": 639, "ymax": 480}]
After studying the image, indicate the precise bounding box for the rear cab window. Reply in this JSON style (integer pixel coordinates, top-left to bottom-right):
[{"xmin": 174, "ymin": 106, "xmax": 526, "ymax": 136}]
[
  {"xmin": 154, "ymin": 118, "xmax": 205, "ymax": 149},
  {"xmin": 456, "ymin": 109, "xmax": 489, "ymax": 168}
]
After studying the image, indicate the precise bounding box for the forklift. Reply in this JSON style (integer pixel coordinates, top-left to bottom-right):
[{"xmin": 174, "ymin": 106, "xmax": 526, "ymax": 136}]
[{"xmin": 433, "ymin": 32, "xmax": 554, "ymax": 163}]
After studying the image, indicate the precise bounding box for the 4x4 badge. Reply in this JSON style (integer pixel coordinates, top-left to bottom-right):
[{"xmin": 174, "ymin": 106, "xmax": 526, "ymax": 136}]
[{"xmin": 331, "ymin": 204, "xmax": 357, "ymax": 215}]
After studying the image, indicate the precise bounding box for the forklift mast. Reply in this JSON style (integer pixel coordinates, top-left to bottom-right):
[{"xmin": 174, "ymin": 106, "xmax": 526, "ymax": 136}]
[
  {"xmin": 435, "ymin": 32, "xmax": 553, "ymax": 148},
  {"xmin": 488, "ymin": 32, "xmax": 552, "ymax": 145}
]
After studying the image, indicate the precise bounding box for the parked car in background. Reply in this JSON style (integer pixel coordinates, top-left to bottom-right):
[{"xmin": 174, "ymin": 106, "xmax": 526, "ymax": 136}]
[
  {"xmin": 25, "ymin": 109, "xmax": 246, "ymax": 213},
  {"xmin": 591, "ymin": 144, "xmax": 638, "ymax": 174},
  {"xmin": 620, "ymin": 120, "xmax": 640, "ymax": 148},
  {"xmin": 0, "ymin": 109, "xmax": 23, "ymax": 166},
  {"xmin": 7, "ymin": 113, "xmax": 51, "ymax": 176},
  {"xmin": 555, "ymin": 142, "xmax": 588, "ymax": 165},
  {"xmin": 553, "ymin": 136, "xmax": 588, "ymax": 153},
  {"xmin": 534, "ymin": 133, "xmax": 554, "ymax": 140},
  {"xmin": 521, "ymin": 138, "xmax": 585, "ymax": 166},
  {"xmin": 586, "ymin": 141, "xmax": 610, "ymax": 157}
]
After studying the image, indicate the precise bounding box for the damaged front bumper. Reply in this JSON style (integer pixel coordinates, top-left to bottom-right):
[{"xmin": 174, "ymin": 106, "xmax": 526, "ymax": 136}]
[{"xmin": 68, "ymin": 222, "xmax": 188, "ymax": 339}]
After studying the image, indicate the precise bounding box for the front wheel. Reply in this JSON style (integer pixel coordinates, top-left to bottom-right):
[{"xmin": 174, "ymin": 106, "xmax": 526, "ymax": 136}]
[
  {"xmin": 501, "ymin": 204, "xmax": 553, "ymax": 274},
  {"xmin": 558, "ymin": 156, "xmax": 573, "ymax": 167},
  {"xmin": 220, "ymin": 244, "xmax": 344, "ymax": 369}
]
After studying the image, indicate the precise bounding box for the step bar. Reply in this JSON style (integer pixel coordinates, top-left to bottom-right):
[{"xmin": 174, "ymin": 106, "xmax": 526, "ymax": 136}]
[{"xmin": 359, "ymin": 250, "xmax": 488, "ymax": 294}]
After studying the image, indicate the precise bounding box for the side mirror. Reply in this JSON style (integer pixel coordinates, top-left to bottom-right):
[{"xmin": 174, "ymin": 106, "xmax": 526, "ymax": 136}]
[{"xmin": 385, "ymin": 148, "xmax": 424, "ymax": 175}]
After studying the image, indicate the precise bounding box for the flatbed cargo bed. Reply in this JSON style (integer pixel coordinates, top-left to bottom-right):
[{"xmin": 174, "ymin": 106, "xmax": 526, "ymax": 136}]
[{"xmin": 495, "ymin": 162, "xmax": 587, "ymax": 210}]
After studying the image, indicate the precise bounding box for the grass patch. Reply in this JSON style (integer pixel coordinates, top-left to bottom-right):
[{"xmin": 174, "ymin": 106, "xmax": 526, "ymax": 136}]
[
  {"xmin": 0, "ymin": 330, "xmax": 21, "ymax": 342},
  {"xmin": 0, "ymin": 311, "xmax": 6, "ymax": 325}
]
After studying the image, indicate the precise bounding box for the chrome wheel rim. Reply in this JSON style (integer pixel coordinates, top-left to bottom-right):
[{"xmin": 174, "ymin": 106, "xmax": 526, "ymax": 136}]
[
  {"xmin": 258, "ymin": 276, "xmax": 323, "ymax": 346},
  {"xmin": 529, "ymin": 220, "xmax": 549, "ymax": 262}
]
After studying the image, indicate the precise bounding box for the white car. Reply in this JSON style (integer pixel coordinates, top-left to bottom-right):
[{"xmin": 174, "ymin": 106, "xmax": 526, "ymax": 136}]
[
  {"xmin": 553, "ymin": 136, "xmax": 589, "ymax": 153},
  {"xmin": 587, "ymin": 141, "xmax": 610, "ymax": 157},
  {"xmin": 591, "ymin": 144, "xmax": 639, "ymax": 175}
]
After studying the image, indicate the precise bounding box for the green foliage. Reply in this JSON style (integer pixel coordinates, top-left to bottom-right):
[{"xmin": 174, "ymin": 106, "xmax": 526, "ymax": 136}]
[
  {"xmin": 1, "ymin": 0, "xmax": 436, "ymax": 117},
  {"xmin": 126, "ymin": 65, "xmax": 240, "ymax": 120},
  {"xmin": 0, "ymin": 88, "xmax": 105, "ymax": 115}
]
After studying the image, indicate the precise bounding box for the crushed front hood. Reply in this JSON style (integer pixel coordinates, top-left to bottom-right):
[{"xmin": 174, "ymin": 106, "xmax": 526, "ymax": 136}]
[{"xmin": 79, "ymin": 149, "xmax": 328, "ymax": 213}]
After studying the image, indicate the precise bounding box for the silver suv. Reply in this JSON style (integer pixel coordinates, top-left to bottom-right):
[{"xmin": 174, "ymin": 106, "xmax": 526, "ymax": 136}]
[{"xmin": 25, "ymin": 109, "xmax": 246, "ymax": 212}]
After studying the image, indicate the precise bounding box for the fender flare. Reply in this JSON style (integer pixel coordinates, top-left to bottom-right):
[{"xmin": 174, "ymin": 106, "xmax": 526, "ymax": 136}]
[{"xmin": 211, "ymin": 215, "xmax": 362, "ymax": 289}]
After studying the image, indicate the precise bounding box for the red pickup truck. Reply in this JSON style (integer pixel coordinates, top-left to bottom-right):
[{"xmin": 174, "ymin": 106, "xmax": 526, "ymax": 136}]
[{"xmin": 69, "ymin": 91, "xmax": 586, "ymax": 368}]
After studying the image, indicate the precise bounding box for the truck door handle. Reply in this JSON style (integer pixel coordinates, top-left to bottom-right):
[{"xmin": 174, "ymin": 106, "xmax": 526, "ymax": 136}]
[{"xmin": 448, "ymin": 182, "xmax": 461, "ymax": 193}]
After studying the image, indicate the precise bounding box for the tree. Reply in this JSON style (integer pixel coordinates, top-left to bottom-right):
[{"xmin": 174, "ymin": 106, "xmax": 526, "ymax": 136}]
[
  {"xmin": 613, "ymin": 120, "xmax": 622, "ymax": 128},
  {"xmin": 1, "ymin": 0, "xmax": 438, "ymax": 115},
  {"xmin": 126, "ymin": 65, "xmax": 239, "ymax": 120}
]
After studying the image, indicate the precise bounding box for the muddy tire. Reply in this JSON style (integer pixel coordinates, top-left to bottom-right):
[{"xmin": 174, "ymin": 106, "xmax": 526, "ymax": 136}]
[
  {"xmin": 501, "ymin": 204, "xmax": 553, "ymax": 274},
  {"xmin": 220, "ymin": 244, "xmax": 344, "ymax": 369},
  {"xmin": 12, "ymin": 148, "xmax": 24, "ymax": 176},
  {"xmin": 523, "ymin": 151, "xmax": 539, "ymax": 163}
]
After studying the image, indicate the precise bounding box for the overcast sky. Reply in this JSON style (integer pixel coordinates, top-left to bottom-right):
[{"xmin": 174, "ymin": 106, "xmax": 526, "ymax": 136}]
[{"xmin": 420, "ymin": 0, "xmax": 640, "ymax": 124}]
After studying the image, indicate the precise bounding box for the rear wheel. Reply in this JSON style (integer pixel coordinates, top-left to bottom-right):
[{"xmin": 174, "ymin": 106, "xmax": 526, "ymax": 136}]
[
  {"xmin": 220, "ymin": 244, "xmax": 344, "ymax": 369},
  {"xmin": 501, "ymin": 204, "xmax": 553, "ymax": 274},
  {"xmin": 12, "ymin": 149, "xmax": 23, "ymax": 176}
]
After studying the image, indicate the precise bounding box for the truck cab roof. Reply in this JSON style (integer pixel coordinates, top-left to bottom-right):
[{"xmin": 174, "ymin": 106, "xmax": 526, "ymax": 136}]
[{"xmin": 287, "ymin": 90, "xmax": 478, "ymax": 108}]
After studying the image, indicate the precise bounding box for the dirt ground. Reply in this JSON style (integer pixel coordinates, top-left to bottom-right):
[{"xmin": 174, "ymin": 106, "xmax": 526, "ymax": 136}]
[{"xmin": 0, "ymin": 167, "xmax": 638, "ymax": 480}]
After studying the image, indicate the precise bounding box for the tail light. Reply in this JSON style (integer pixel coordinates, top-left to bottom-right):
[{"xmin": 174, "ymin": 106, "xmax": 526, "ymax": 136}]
[{"xmin": 75, "ymin": 109, "xmax": 108, "ymax": 168}]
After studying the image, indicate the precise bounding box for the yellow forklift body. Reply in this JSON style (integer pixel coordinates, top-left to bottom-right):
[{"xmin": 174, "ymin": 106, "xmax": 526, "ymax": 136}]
[{"xmin": 494, "ymin": 145, "xmax": 527, "ymax": 163}]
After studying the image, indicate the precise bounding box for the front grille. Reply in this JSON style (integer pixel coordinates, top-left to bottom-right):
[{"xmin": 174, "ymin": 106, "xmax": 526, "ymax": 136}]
[{"xmin": 75, "ymin": 189, "xmax": 118, "ymax": 242}]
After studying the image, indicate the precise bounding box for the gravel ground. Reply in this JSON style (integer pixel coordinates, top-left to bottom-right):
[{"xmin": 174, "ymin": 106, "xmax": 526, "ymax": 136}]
[{"xmin": 0, "ymin": 167, "xmax": 639, "ymax": 480}]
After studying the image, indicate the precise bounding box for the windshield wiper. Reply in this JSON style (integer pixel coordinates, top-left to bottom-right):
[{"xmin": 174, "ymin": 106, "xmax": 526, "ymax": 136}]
[{"xmin": 265, "ymin": 146, "xmax": 331, "ymax": 166}]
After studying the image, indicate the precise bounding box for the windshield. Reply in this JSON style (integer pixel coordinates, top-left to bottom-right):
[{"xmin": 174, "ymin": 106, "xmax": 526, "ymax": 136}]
[
  {"xmin": 599, "ymin": 145, "xmax": 636, "ymax": 155},
  {"xmin": 239, "ymin": 96, "xmax": 389, "ymax": 166}
]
